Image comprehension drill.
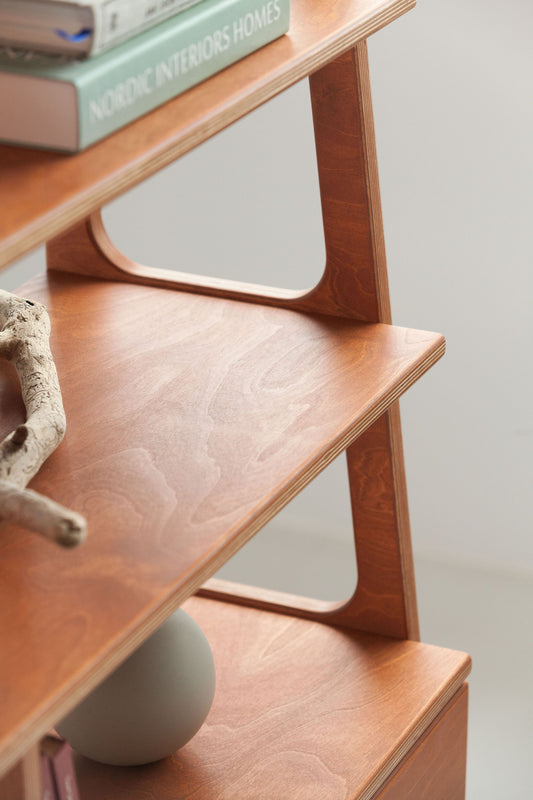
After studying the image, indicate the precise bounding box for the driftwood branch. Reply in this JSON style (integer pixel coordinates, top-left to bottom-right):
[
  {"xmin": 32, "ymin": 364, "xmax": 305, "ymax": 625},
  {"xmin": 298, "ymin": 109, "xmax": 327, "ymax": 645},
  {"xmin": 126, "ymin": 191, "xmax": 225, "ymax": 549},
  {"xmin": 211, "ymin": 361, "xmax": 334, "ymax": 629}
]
[{"xmin": 0, "ymin": 290, "xmax": 86, "ymax": 547}]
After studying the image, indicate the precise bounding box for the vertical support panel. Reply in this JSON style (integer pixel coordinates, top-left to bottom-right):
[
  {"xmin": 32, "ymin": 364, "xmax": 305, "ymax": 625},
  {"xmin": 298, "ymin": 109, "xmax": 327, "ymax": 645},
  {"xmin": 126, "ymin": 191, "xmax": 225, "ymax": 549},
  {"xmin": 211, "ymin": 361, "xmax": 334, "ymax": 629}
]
[
  {"xmin": 307, "ymin": 41, "xmax": 391, "ymax": 322},
  {"xmin": 340, "ymin": 409, "xmax": 419, "ymax": 639},
  {"xmin": 309, "ymin": 43, "xmax": 419, "ymax": 639},
  {"xmin": 46, "ymin": 43, "xmax": 393, "ymax": 319}
]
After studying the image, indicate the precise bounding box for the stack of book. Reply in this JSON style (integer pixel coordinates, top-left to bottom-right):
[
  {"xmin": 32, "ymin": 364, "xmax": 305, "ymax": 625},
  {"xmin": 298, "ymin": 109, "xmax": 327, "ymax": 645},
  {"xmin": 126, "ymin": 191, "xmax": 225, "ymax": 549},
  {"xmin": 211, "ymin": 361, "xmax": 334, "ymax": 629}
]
[
  {"xmin": 0, "ymin": 0, "xmax": 290, "ymax": 151},
  {"xmin": 40, "ymin": 735, "xmax": 81, "ymax": 800}
]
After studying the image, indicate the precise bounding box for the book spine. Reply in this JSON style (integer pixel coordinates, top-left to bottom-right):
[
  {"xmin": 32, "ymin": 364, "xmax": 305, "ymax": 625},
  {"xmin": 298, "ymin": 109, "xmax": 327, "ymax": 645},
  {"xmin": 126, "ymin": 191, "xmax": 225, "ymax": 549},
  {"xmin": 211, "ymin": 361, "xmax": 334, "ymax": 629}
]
[
  {"xmin": 40, "ymin": 753, "xmax": 58, "ymax": 800},
  {"xmin": 77, "ymin": 0, "xmax": 289, "ymax": 148},
  {"xmin": 48, "ymin": 741, "xmax": 81, "ymax": 800},
  {"xmin": 89, "ymin": 0, "xmax": 205, "ymax": 56}
]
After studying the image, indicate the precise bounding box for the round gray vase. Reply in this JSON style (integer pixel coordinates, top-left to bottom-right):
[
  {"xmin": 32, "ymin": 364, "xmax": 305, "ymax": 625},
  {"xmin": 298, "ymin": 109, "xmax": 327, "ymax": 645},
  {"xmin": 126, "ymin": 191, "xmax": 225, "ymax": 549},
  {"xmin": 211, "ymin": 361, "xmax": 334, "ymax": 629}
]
[{"xmin": 56, "ymin": 608, "xmax": 216, "ymax": 765}]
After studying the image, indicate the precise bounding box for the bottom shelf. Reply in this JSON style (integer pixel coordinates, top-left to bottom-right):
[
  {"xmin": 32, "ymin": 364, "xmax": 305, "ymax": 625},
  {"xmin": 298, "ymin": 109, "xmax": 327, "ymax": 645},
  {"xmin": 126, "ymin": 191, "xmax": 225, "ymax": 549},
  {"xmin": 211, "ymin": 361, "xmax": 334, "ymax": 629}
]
[{"xmin": 72, "ymin": 596, "xmax": 471, "ymax": 800}]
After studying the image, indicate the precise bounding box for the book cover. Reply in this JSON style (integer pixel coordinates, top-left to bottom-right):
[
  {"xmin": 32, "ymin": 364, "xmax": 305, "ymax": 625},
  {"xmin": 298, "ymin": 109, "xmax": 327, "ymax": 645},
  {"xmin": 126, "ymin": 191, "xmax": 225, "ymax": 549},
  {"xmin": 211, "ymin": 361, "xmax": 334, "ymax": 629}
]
[
  {"xmin": 40, "ymin": 735, "xmax": 80, "ymax": 800},
  {"xmin": 0, "ymin": 0, "xmax": 205, "ymax": 58},
  {"xmin": 0, "ymin": 0, "xmax": 290, "ymax": 151},
  {"xmin": 39, "ymin": 750, "xmax": 57, "ymax": 800}
]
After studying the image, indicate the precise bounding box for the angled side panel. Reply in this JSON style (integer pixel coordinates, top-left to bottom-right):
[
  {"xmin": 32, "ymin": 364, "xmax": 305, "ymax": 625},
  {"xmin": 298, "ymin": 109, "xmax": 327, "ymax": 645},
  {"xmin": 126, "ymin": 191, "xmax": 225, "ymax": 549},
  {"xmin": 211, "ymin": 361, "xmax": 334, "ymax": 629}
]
[
  {"xmin": 308, "ymin": 43, "xmax": 419, "ymax": 638},
  {"xmin": 306, "ymin": 42, "xmax": 391, "ymax": 321},
  {"xmin": 47, "ymin": 42, "xmax": 421, "ymax": 640}
]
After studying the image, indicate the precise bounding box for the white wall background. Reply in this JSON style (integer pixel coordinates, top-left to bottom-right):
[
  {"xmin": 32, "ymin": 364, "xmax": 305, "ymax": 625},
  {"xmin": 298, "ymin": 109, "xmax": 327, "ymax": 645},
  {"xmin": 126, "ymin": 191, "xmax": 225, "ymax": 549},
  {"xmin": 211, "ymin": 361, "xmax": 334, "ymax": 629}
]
[{"xmin": 4, "ymin": 0, "xmax": 532, "ymax": 583}]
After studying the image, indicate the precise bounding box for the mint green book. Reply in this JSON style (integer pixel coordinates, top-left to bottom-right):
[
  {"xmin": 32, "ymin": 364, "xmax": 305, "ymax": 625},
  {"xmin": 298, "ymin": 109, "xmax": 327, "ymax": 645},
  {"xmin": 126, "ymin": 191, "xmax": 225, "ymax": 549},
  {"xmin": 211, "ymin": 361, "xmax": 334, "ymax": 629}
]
[{"xmin": 0, "ymin": 0, "xmax": 289, "ymax": 151}]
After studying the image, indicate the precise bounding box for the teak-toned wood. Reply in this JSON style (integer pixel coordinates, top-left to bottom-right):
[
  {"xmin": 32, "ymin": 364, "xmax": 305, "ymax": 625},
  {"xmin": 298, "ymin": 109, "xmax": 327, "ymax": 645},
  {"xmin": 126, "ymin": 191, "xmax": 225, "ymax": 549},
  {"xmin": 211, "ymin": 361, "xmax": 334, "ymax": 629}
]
[
  {"xmin": 344, "ymin": 406, "xmax": 419, "ymax": 638},
  {"xmin": 20, "ymin": 746, "xmax": 40, "ymax": 800},
  {"xmin": 46, "ymin": 44, "xmax": 387, "ymax": 323},
  {"xmin": 0, "ymin": 744, "xmax": 40, "ymax": 800},
  {"xmin": 307, "ymin": 44, "xmax": 391, "ymax": 322},
  {"xmin": 0, "ymin": 0, "xmax": 471, "ymax": 794},
  {"xmin": 70, "ymin": 596, "xmax": 471, "ymax": 800},
  {"xmin": 0, "ymin": 0, "xmax": 416, "ymax": 270},
  {"xmin": 0, "ymin": 758, "xmax": 25, "ymax": 800},
  {"xmin": 374, "ymin": 685, "xmax": 469, "ymax": 800},
  {"xmin": 47, "ymin": 43, "xmax": 419, "ymax": 641},
  {"xmin": 0, "ymin": 271, "xmax": 444, "ymax": 776},
  {"xmin": 201, "ymin": 408, "xmax": 419, "ymax": 639}
]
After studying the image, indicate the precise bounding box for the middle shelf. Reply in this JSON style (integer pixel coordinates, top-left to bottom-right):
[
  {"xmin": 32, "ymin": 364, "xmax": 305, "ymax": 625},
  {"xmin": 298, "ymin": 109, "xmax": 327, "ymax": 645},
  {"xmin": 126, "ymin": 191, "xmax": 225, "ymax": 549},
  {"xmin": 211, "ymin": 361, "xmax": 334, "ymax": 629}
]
[{"xmin": 0, "ymin": 270, "xmax": 445, "ymax": 774}]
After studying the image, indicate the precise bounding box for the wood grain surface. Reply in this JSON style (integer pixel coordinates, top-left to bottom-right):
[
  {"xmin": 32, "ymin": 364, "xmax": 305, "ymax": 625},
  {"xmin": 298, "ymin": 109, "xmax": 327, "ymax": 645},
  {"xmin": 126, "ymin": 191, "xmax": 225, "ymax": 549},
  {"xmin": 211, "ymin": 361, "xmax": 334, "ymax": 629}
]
[
  {"xmin": 374, "ymin": 685, "xmax": 468, "ymax": 799},
  {"xmin": 49, "ymin": 42, "xmax": 421, "ymax": 635},
  {"xmin": 71, "ymin": 596, "xmax": 470, "ymax": 800},
  {"xmin": 197, "ymin": 45, "xmax": 421, "ymax": 640},
  {"xmin": 0, "ymin": 0, "xmax": 416, "ymax": 269},
  {"xmin": 47, "ymin": 42, "xmax": 419, "ymax": 639},
  {"xmin": 343, "ymin": 407, "xmax": 419, "ymax": 638},
  {"xmin": 49, "ymin": 44, "xmax": 421, "ymax": 642},
  {"xmin": 43, "ymin": 43, "xmax": 421, "ymax": 652},
  {"xmin": 0, "ymin": 2, "xmax": 469, "ymax": 794},
  {"xmin": 201, "ymin": 408, "xmax": 420, "ymax": 640},
  {"xmin": 0, "ymin": 758, "xmax": 25, "ymax": 800},
  {"xmin": 0, "ymin": 270, "xmax": 444, "ymax": 776}
]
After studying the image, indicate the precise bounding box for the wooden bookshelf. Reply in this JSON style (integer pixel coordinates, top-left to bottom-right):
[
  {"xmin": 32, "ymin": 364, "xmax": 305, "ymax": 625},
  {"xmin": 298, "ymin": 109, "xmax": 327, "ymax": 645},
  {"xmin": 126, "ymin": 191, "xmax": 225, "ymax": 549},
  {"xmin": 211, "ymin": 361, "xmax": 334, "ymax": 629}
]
[{"xmin": 0, "ymin": 0, "xmax": 471, "ymax": 797}]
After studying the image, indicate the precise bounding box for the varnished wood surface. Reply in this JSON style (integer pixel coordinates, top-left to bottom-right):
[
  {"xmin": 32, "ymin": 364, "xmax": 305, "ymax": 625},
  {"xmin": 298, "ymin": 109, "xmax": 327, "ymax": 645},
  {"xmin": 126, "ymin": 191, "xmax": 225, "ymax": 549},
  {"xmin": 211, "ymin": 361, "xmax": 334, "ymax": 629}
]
[
  {"xmin": 0, "ymin": 759, "xmax": 25, "ymax": 800},
  {"xmin": 374, "ymin": 684, "xmax": 468, "ymax": 799},
  {"xmin": 0, "ymin": 745, "xmax": 40, "ymax": 800},
  {"xmin": 308, "ymin": 44, "xmax": 391, "ymax": 321},
  {"xmin": 0, "ymin": 271, "xmax": 444, "ymax": 775},
  {"xmin": 47, "ymin": 44, "xmax": 421, "ymax": 642},
  {"xmin": 344, "ymin": 407, "xmax": 419, "ymax": 638},
  {"xmin": 0, "ymin": 759, "xmax": 24, "ymax": 800},
  {"xmin": 200, "ymin": 408, "xmax": 421, "ymax": 641},
  {"xmin": 72, "ymin": 596, "xmax": 471, "ymax": 800},
  {"xmin": 0, "ymin": 0, "xmax": 416, "ymax": 270},
  {"xmin": 48, "ymin": 45, "xmax": 421, "ymax": 642},
  {"xmin": 48, "ymin": 45, "xmax": 421, "ymax": 641}
]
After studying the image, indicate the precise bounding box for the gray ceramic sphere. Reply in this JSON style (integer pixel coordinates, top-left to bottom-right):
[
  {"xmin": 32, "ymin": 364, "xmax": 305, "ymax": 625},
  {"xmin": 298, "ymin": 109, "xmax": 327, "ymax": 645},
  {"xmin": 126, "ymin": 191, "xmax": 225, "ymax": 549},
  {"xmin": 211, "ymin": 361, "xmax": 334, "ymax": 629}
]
[{"xmin": 56, "ymin": 609, "xmax": 215, "ymax": 766}]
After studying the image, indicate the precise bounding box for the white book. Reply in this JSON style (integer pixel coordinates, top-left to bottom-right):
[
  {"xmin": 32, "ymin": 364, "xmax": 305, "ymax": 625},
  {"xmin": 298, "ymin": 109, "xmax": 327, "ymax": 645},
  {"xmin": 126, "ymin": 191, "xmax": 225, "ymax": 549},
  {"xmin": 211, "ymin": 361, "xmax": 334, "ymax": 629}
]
[
  {"xmin": 0, "ymin": 0, "xmax": 204, "ymax": 57},
  {"xmin": 0, "ymin": 0, "xmax": 290, "ymax": 151}
]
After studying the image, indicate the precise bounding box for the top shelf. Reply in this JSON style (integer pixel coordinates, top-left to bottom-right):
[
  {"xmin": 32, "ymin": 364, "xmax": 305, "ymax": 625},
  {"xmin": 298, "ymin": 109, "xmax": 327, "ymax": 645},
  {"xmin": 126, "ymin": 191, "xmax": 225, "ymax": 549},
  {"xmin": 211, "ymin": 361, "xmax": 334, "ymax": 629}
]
[{"xmin": 0, "ymin": 0, "xmax": 415, "ymax": 270}]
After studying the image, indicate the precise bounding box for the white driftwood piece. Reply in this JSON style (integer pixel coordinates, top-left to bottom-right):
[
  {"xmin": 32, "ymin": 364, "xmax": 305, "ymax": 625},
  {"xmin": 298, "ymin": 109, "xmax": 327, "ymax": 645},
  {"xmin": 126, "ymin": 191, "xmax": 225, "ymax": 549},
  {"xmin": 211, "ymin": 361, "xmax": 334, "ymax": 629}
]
[{"xmin": 0, "ymin": 290, "xmax": 86, "ymax": 547}]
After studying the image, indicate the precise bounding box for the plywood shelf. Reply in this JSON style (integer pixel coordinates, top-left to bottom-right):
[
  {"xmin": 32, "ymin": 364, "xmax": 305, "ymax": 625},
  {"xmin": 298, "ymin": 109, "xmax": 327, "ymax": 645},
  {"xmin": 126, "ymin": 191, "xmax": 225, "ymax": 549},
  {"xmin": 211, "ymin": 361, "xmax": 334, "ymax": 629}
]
[
  {"xmin": 0, "ymin": 0, "xmax": 415, "ymax": 270},
  {"xmin": 0, "ymin": 0, "xmax": 471, "ymax": 792},
  {"xmin": 0, "ymin": 270, "xmax": 444, "ymax": 775},
  {"xmin": 72, "ymin": 595, "xmax": 471, "ymax": 800}
]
